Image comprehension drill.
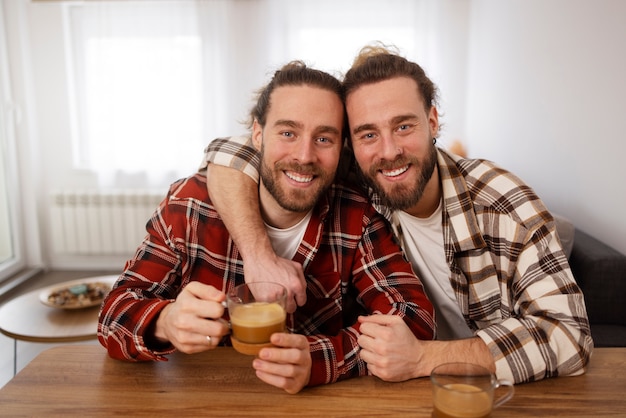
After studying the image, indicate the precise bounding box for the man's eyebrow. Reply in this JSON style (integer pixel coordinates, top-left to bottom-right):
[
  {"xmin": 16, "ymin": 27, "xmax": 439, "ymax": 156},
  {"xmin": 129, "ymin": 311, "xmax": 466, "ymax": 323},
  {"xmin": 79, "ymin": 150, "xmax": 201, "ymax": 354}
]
[
  {"xmin": 274, "ymin": 120, "xmax": 340, "ymax": 135},
  {"xmin": 314, "ymin": 125, "xmax": 341, "ymax": 135},
  {"xmin": 352, "ymin": 123, "xmax": 377, "ymax": 135},
  {"xmin": 273, "ymin": 119, "xmax": 304, "ymax": 129},
  {"xmin": 352, "ymin": 114, "xmax": 420, "ymax": 135},
  {"xmin": 390, "ymin": 114, "xmax": 419, "ymax": 125}
]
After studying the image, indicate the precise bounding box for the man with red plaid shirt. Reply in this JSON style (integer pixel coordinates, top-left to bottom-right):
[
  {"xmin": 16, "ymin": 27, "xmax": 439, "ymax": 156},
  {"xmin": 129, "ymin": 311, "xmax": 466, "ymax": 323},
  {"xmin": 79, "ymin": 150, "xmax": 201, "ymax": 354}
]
[{"xmin": 97, "ymin": 61, "xmax": 434, "ymax": 394}]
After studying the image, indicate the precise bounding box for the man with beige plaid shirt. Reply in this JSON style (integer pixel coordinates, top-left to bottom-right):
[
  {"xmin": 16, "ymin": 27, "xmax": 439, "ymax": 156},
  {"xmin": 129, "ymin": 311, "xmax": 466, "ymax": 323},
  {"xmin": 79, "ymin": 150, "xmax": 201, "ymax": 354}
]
[{"xmin": 203, "ymin": 45, "xmax": 593, "ymax": 385}]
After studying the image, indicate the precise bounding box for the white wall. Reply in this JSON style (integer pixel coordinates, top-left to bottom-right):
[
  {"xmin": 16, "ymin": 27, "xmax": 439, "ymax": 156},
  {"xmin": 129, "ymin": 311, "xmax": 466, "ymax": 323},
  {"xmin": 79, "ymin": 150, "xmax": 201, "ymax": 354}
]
[{"xmin": 465, "ymin": 0, "xmax": 626, "ymax": 254}]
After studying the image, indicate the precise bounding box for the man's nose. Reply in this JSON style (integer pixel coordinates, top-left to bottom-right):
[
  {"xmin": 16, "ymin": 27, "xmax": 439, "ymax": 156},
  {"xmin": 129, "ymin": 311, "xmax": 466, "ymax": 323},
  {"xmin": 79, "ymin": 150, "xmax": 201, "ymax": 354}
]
[
  {"xmin": 380, "ymin": 134, "xmax": 402, "ymax": 160},
  {"xmin": 293, "ymin": 139, "xmax": 316, "ymax": 163}
]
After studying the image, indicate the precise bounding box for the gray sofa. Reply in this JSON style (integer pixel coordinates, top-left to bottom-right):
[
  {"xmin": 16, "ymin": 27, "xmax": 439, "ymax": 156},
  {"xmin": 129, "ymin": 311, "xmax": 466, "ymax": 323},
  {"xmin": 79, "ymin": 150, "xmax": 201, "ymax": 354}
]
[{"xmin": 568, "ymin": 229, "xmax": 626, "ymax": 347}]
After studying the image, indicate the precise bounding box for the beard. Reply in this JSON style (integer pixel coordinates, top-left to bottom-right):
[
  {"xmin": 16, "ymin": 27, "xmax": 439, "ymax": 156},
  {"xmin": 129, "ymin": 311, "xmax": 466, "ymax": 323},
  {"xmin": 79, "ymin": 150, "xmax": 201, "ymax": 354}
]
[
  {"xmin": 259, "ymin": 150, "xmax": 334, "ymax": 213},
  {"xmin": 358, "ymin": 143, "xmax": 438, "ymax": 211}
]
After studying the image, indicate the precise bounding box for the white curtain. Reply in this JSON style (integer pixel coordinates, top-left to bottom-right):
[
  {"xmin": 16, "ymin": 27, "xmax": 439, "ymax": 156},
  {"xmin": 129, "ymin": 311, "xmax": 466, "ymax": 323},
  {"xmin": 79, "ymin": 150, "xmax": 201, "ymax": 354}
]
[
  {"xmin": 68, "ymin": 1, "xmax": 206, "ymax": 186},
  {"xmin": 65, "ymin": 0, "xmax": 438, "ymax": 189}
]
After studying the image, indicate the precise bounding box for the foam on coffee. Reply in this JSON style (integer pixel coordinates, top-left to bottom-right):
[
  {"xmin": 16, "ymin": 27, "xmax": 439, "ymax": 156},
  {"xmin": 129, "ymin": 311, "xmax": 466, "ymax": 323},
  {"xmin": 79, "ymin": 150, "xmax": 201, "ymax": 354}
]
[{"xmin": 230, "ymin": 302, "xmax": 286, "ymax": 344}]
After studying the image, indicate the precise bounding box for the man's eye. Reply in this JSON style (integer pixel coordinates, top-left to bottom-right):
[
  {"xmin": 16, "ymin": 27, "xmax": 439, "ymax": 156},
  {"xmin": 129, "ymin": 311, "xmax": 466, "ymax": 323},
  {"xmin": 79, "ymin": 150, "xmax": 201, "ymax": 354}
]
[
  {"xmin": 281, "ymin": 132, "xmax": 294, "ymax": 138},
  {"xmin": 398, "ymin": 124, "xmax": 411, "ymax": 132}
]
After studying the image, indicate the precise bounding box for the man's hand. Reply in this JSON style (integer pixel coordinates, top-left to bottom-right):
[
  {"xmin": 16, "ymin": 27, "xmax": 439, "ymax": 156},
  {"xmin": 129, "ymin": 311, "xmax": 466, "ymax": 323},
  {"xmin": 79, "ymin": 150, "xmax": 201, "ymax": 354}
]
[
  {"xmin": 154, "ymin": 282, "xmax": 230, "ymax": 354},
  {"xmin": 357, "ymin": 314, "xmax": 424, "ymax": 381},
  {"xmin": 244, "ymin": 252, "xmax": 307, "ymax": 313},
  {"xmin": 252, "ymin": 333, "xmax": 312, "ymax": 394},
  {"xmin": 358, "ymin": 315, "xmax": 496, "ymax": 381}
]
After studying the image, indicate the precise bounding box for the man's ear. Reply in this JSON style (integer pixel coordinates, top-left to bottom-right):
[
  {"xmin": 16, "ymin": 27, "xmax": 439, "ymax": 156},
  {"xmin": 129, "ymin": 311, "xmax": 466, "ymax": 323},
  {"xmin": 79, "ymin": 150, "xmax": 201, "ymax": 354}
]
[
  {"xmin": 429, "ymin": 106, "xmax": 439, "ymax": 138},
  {"xmin": 252, "ymin": 119, "xmax": 263, "ymax": 150}
]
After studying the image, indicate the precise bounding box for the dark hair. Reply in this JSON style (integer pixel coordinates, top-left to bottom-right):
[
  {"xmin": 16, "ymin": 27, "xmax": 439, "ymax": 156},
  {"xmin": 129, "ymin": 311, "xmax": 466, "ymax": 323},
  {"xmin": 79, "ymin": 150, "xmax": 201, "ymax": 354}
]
[
  {"xmin": 248, "ymin": 61, "xmax": 344, "ymax": 129},
  {"xmin": 343, "ymin": 44, "xmax": 439, "ymax": 113}
]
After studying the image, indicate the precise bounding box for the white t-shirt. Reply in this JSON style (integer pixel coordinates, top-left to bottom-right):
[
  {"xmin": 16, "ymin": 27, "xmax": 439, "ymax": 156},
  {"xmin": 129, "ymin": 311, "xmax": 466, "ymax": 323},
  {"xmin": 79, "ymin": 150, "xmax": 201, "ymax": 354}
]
[
  {"xmin": 265, "ymin": 210, "xmax": 312, "ymax": 260},
  {"xmin": 393, "ymin": 201, "xmax": 474, "ymax": 340}
]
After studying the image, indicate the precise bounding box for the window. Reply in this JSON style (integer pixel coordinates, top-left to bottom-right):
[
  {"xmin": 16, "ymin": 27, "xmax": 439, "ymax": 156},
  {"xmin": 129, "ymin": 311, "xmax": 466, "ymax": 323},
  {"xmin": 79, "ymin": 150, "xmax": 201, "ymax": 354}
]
[
  {"xmin": 66, "ymin": 1, "xmax": 205, "ymax": 182},
  {"xmin": 0, "ymin": 108, "xmax": 18, "ymax": 279},
  {"xmin": 281, "ymin": 0, "xmax": 430, "ymax": 75},
  {"xmin": 76, "ymin": 36, "xmax": 202, "ymax": 172},
  {"xmin": 64, "ymin": 0, "xmax": 433, "ymax": 188},
  {"xmin": 0, "ymin": 4, "xmax": 25, "ymax": 283}
]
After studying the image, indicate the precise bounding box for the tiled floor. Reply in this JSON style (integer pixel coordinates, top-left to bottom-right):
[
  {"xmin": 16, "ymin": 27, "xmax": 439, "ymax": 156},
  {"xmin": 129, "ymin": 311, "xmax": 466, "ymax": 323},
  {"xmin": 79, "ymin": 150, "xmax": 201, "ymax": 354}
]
[{"xmin": 0, "ymin": 270, "xmax": 118, "ymax": 389}]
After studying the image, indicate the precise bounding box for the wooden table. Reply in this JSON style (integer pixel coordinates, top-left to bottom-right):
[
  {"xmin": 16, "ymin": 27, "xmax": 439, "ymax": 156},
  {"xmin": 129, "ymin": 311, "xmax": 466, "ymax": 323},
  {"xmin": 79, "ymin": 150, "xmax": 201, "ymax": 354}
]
[
  {"xmin": 0, "ymin": 345, "xmax": 624, "ymax": 417},
  {"xmin": 0, "ymin": 275, "xmax": 117, "ymax": 374}
]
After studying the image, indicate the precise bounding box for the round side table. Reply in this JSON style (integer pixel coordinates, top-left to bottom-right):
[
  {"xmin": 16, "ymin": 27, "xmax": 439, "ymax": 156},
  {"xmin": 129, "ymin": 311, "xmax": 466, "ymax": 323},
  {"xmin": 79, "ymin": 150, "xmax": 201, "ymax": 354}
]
[{"xmin": 0, "ymin": 275, "xmax": 117, "ymax": 374}]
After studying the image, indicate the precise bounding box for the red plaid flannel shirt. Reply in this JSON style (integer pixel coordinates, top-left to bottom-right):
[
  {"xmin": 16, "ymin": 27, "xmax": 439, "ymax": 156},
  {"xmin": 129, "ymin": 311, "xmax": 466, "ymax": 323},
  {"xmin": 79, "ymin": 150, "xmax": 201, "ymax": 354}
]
[{"xmin": 98, "ymin": 173, "xmax": 434, "ymax": 386}]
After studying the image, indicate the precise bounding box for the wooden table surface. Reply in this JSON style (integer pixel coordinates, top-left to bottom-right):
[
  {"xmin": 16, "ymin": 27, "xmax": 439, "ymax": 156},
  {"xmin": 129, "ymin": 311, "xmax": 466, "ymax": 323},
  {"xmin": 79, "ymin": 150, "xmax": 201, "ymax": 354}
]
[
  {"xmin": 0, "ymin": 345, "xmax": 624, "ymax": 417},
  {"xmin": 0, "ymin": 275, "xmax": 117, "ymax": 343}
]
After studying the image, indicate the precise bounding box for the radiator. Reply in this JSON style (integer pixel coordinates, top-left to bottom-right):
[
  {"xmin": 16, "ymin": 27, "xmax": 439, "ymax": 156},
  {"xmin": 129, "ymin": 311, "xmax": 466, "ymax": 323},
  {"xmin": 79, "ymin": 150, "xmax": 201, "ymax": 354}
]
[{"xmin": 49, "ymin": 190, "xmax": 164, "ymax": 255}]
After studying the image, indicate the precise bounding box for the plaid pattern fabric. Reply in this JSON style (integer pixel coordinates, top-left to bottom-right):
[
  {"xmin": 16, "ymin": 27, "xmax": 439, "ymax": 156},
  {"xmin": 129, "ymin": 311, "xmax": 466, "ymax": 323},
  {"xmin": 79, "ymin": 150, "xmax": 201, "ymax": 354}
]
[
  {"xmin": 202, "ymin": 135, "xmax": 593, "ymax": 384},
  {"xmin": 200, "ymin": 136, "xmax": 261, "ymax": 180},
  {"xmin": 393, "ymin": 150, "xmax": 592, "ymax": 383},
  {"xmin": 98, "ymin": 172, "xmax": 435, "ymax": 387}
]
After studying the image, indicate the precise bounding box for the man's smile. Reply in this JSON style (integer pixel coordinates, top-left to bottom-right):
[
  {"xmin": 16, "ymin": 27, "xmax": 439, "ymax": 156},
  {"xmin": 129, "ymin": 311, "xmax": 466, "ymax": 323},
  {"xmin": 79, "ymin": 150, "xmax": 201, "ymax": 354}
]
[
  {"xmin": 381, "ymin": 164, "xmax": 410, "ymax": 178},
  {"xmin": 285, "ymin": 170, "xmax": 315, "ymax": 184}
]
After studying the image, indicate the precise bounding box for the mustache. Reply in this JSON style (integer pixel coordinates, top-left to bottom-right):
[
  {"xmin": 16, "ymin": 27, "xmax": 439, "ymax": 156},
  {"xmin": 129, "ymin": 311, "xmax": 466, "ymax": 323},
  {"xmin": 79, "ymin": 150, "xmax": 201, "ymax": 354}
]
[
  {"xmin": 370, "ymin": 157, "xmax": 412, "ymax": 172},
  {"xmin": 276, "ymin": 162, "xmax": 321, "ymax": 176}
]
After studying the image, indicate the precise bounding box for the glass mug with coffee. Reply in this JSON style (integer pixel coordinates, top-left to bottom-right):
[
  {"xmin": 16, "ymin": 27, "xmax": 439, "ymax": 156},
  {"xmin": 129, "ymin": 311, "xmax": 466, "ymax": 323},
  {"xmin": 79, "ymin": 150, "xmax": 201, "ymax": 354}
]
[
  {"xmin": 430, "ymin": 362, "xmax": 514, "ymax": 418},
  {"xmin": 227, "ymin": 282, "xmax": 287, "ymax": 356}
]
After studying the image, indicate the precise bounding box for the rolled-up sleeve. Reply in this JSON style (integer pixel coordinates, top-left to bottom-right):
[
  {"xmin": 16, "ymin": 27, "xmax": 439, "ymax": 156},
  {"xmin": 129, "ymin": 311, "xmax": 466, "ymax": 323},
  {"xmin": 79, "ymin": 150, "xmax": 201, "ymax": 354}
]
[
  {"xmin": 200, "ymin": 136, "xmax": 260, "ymax": 183},
  {"xmin": 475, "ymin": 225, "xmax": 593, "ymax": 384}
]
